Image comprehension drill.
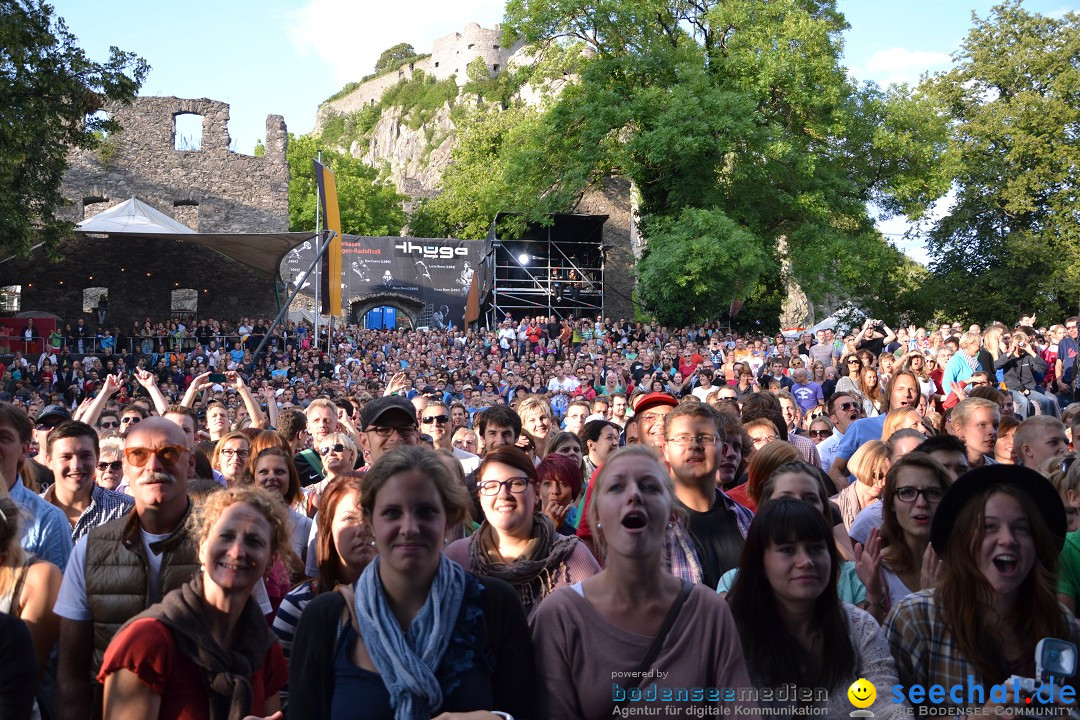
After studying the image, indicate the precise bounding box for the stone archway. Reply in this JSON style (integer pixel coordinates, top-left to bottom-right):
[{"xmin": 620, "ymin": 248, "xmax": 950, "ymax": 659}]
[{"xmin": 348, "ymin": 292, "xmax": 426, "ymax": 329}]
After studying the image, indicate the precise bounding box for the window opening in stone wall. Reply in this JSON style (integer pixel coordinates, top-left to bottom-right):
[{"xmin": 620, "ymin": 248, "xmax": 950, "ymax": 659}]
[
  {"xmin": 435, "ymin": 61, "xmax": 439, "ymax": 67},
  {"xmin": 468, "ymin": 43, "xmax": 474, "ymax": 49},
  {"xmin": 82, "ymin": 196, "xmax": 109, "ymax": 220},
  {"xmin": 174, "ymin": 113, "xmax": 203, "ymax": 151},
  {"xmin": 0, "ymin": 286, "xmax": 21, "ymax": 313},
  {"xmin": 493, "ymin": 44, "xmax": 500, "ymax": 50},
  {"xmin": 82, "ymin": 287, "xmax": 108, "ymax": 314},
  {"xmin": 171, "ymin": 288, "xmax": 198, "ymax": 320},
  {"xmin": 173, "ymin": 200, "xmax": 199, "ymax": 230},
  {"xmin": 493, "ymin": 64, "xmax": 500, "ymax": 72}
]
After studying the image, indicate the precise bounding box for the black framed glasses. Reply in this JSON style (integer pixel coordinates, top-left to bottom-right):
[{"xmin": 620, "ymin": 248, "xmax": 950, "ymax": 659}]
[
  {"xmin": 121, "ymin": 416, "xmax": 141, "ymax": 425},
  {"xmin": 96, "ymin": 460, "xmax": 123, "ymax": 471},
  {"xmin": 368, "ymin": 425, "xmax": 418, "ymax": 438},
  {"xmin": 809, "ymin": 429, "xmax": 831, "ymax": 439},
  {"xmin": 422, "ymin": 414, "xmax": 450, "ymax": 424},
  {"xmin": 219, "ymin": 449, "xmax": 250, "ymax": 459},
  {"xmin": 319, "ymin": 444, "xmax": 347, "ymax": 455},
  {"xmin": 477, "ymin": 477, "xmax": 532, "ymax": 495},
  {"xmin": 894, "ymin": 486, "xmax": 945, "ymax": 504},
  {"xmin": 98, "ymin": 421, "xmax": 119, "ymax": 429}
]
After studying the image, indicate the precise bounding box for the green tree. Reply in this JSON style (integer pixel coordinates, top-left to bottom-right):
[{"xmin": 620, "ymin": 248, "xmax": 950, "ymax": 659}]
[
  {"xmin": 375, "ymin": 42, "xmax": 416, "ymax": 73},
  {"xmin": 922, "ymin": 2, "xmax": 1080, "ymax": 322},
  {"xmin": 287, "ymin": 134, "xmax": 407, "ymax": 236},
  {"xmin": 253, "ymin": 139, "xmax": 265, "ymax": 157},
  {"xmin": 493, "ymin": 0, "xmax": 949, "ymax": 325},
  {"xmin": 0, "ymin": 0, "xmax": 148, "ymax": 257}
]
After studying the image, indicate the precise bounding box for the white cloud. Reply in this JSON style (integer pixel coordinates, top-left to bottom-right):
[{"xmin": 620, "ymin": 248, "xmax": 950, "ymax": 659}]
[
  {"xmin": 856, "ymin": 47, "xmax": 952, "ymax": 88},
  {"xmin": 1047, "ymin": 6, "xmax": 1076, "ymax": 20},
  {"xmin": 287, "ymin": 0, "xmax": 507, "ymax": 86},
  {"xmin": 873, "ymin": 190, "xmax": 957, "ymax": 267}
]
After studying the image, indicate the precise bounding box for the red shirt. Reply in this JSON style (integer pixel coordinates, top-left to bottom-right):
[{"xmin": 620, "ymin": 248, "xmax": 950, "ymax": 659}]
[{"xmin": 99, "ymin": 618, "xmax": 287, "ymax": 720}]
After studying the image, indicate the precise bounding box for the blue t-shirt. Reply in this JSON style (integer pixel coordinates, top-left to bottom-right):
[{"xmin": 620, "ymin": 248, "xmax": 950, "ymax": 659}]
[{"xmin": 835, "ymin": 416, "xmax": 888, "ymax": 462}]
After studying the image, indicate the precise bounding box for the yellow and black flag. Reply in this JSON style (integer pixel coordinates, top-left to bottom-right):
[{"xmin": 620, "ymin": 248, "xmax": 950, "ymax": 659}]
[{"xmin": 314, "ymin": 159, "xmax": 343, "ymax": 316}]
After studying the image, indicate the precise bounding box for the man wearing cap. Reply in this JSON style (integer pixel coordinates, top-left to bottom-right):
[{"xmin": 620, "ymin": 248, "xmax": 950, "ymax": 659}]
[
  {"xmin": 358, "ymin": 395, "xmax": 420, "ymax": 465},
  {"xmin": 28, "ymin": 402, "xmax": 71, "ymax": 489},
  {"xmin": 41, "ymin": 420, "xmax": 132, "ymax": 543},
  {"xmin": 0, "ymin": 402, "xmax": 72, "ymax": 571},
  {"xmin": 634, "ymin": 392, "xmax": 680, "ymax": 452}
]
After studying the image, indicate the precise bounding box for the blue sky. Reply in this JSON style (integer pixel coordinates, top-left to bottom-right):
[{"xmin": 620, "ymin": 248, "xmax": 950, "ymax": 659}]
[{"xmin": 49, "ymin": 0, "xmax": 1076, "ymax": 259}]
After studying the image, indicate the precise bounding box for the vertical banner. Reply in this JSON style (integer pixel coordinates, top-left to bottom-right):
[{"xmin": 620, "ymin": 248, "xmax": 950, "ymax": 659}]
[{"xmin": 313, "ymin": 159, "xmax": 343, "ymax": 316}]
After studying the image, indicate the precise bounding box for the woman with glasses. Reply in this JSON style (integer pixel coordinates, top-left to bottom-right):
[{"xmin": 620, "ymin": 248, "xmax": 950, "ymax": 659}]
[
  {"xmin": 853, "ymin": 453, "xmax": 952, "ymax": 623},
  {"xmin": 445, "ymin": 446, "xmax": 599, "ymax": 620},
  {"xmin": 834, "ymin": 440, "xmax": 890, "ymax": 531},
  {"xmin": 807, "ymin": 416, "xmax": 834, "ymax": 446},
  {"xmin": 835, "ymin": 354, "xmax": 864, "ymax": 397},
  {"xmin": 289, "ymin": 446, "xmax": 536, "ymax": 719},
  {"xmin": 210, "ymin": 430, "xmax": 250, "ymax": 488},
  {"xmin": 301, "ymin": 432, "xmax": 359, "ymax": 517},
  {"xmin": 95, "ymin": 437, "xmax": 126, "ymax": 492}
]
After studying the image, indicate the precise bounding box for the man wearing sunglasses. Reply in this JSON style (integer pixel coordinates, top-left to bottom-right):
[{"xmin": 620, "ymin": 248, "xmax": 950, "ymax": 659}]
[
  {"xmin": 359, "ymin": 395, "xmax": 420, "ymax": 465},
  {"xmin": 40, "ymin": 421, "xmax": 132, "ymax": 544},
  {"xmin": 818, "ymin": 392, "xmax": 863, "ymax": 474},
  {"xmin": 421, "ymin": 402, "xmax": 479, "ymax": 474}
]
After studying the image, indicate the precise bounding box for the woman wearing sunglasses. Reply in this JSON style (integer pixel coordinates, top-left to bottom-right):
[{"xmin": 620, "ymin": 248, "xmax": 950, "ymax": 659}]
[
  {"xmin": 854, "ymin": 453, "xmax": 953, "ymax": 623},
  {"xmin": 445, "ymin": 446, "xmax": 599, "ymax": 620},
  {"xmin": 95, "ymin": 437, "xmax": 126, "ymax": 492},
  {"xmin": 301, "ymin": 432, "xmax": 359, "ymax": 518}
]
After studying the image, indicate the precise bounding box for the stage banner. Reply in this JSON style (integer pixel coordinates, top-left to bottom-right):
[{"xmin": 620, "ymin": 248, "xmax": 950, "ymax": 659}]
[{"xmin": 281, "ymin": 236, "xmax": 481, "ymax": 329}]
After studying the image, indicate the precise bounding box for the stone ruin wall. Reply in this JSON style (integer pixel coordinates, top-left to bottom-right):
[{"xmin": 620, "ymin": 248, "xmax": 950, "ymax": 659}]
[
  {"xmin": 1, "ymin": 97, "xmax": 290, "ymax": 329},
  {"xmin": 318, "ymin": 23, "xmax": 524, "ymax": 131}
]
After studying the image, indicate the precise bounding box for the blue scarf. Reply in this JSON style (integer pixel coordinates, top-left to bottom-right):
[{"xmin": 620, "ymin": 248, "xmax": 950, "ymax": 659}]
[{"xmin": 354, "ymin": 554, "xmax": 466, "ymax": 720}]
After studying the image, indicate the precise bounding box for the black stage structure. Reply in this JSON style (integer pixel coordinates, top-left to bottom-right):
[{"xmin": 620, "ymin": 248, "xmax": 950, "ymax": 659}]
[{"xmin": 481, "ymin": 213, "xmax": 607, "ymax": 327}]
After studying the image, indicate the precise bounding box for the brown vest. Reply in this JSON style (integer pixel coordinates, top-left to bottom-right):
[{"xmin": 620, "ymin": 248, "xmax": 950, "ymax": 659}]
[{"xmin": 83, "ymin": 502, "xmax": 200, "ymax": 675}]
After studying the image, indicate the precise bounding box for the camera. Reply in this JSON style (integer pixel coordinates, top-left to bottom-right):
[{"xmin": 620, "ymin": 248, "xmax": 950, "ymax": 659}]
[
  {"xmin": 1006, "ymin": 638, "xmax": 1077, "ymax": 700},
  {"xmin": 1019, "ymin": 342, "xmax": 1027, "ymax": 348}
]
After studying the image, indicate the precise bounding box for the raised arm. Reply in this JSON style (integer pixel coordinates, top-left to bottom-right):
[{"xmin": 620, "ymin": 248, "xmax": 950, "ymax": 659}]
[
  {"xmin": 180, "ymin": 372, "xmax": 211, "ymax": 409},
  {"xmin": 81, "ymin": 373, "xmax": 123, "ymax": 428},
  {"xmin": 133, "ymin": 369, "xmax": 168, "ymax": 416},
  {"xmin": 229, "ymin": 371, "xmax": 267, "ymax": 429}
]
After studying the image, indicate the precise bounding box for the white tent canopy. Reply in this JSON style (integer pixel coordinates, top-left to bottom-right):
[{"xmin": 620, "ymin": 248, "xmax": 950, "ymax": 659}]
[
  {"xmin": 77, "ymin": 197, "xmax": 196, "ymax": 235},
  {"xmin": 73, "ymin": 196, "xmax": 316, "ymax": 277}
]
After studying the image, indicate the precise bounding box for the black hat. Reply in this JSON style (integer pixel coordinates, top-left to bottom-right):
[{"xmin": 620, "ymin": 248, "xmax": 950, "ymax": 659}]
[
  {"xmin": 36, "ymin": 404, "xmax": 71, "ymax": 424},
  {"xmin": 361, "ymin": 396, "xmax": 417, "ymax": 431},
  {"xmin": 930, "ymin": 464, "xmax": 1067, "ymax": 555}
]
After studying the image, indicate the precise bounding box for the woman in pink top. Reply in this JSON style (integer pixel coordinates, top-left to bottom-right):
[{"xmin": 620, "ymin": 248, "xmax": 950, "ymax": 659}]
[{"xmin": 531, "ymin": 447, "xmax": 754, "ymax": 719}]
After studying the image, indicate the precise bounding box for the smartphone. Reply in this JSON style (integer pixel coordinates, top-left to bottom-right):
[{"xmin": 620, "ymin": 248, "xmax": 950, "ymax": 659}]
[{"xmin": 209, "ymin": 373, "xmax": 227, "ymax": 383}]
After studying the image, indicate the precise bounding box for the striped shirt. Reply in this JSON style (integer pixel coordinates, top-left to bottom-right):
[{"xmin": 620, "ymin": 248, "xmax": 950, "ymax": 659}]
[{"xmin": 41, "ymin": 484, "xmax": 134, "ymax": 543}]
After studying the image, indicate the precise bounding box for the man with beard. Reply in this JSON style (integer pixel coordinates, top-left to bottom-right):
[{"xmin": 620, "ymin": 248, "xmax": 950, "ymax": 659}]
[{"xmin": 829, "ymin": 371, "xmax": 921, "ymax": 486}]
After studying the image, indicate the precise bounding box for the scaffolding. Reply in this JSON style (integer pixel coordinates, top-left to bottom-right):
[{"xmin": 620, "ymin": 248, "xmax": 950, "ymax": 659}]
[{"xmin": 484, "ymin": 214, "xmax": 607, "ymax": 326}]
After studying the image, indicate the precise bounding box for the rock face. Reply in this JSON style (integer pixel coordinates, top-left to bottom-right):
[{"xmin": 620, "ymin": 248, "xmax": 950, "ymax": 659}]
[
  {"xmin": 358, "ymin": 104, "xmax": 458, "ymax": 200},
  {"xmin": 0, "ymin": 96, "xmax": 290, "ymax": 327}
]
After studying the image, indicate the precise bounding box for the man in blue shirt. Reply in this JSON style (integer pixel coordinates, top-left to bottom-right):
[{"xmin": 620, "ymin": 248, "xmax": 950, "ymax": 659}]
[{"xmin": 0, "ymin": 402, "xmax": 72, "ymax": 571}]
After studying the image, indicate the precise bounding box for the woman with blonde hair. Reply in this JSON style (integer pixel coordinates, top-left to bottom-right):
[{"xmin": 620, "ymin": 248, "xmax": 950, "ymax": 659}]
[
  {"xmin": 834, "ymin": 440, "xmax": 890, "ymax": 530},
  {"xmin": 880, "ymin": 407, "xmax": 926, "ymax": 443},
  {"xmin": 100, "ymin": 487, "xmax": 290, "ymax": 719},
  {"xmin": 301, "ymin": 431, "xmax": 359, "ymax": 517},
  {"xmin": 517, "ymin": 395, "xmax": 554, "ymax": 459}
]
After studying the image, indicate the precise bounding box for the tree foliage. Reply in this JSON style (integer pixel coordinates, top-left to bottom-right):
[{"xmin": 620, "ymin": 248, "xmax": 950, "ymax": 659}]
[
  {"xmin": 487, "ymin": 0, "xmax": 950, "ymax": 325},
  {"xmin": 375, "ymin": 42, "xmax": 416, "ymax": 73},
  {"xmin": 287, "ymin": 134, "xmax": 406, "ymax": 236},
  {"xmin": 0, "ymin": 0, "xmax": 148, "ymax": 257},
  {"xmin": 922, "ymin": 1, "xmax": 1080, "ymax": 322}
]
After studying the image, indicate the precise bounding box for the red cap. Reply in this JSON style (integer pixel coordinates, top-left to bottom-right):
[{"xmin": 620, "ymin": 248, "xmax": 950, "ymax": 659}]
[{"xmin": 634, "ymin": 392, "xmax": 678, "ymax": 414}]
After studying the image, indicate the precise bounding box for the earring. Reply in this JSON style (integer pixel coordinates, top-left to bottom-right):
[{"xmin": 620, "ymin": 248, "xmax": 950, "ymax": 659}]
[
  {"xmin": 370, "ymin": 540, "xmax": 376, "ymax": 546},
  {"xmin": 595, "ymin": 522, "xmax": 602, "ymax": 529},
  {"xmin": 666, "ymin": 522, "xmax": 674, "ymax": 529}
]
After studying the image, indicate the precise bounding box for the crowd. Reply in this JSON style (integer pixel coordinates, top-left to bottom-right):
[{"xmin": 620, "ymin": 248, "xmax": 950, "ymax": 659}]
[{"xmin": 1, "ymin": 308, "xmax": 1080, "ymax": 719}]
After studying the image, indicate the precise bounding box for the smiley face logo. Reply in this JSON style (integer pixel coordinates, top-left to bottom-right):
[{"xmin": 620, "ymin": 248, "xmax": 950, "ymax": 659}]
[{"xmin": 848, "ymin": 678, "xmax": 876, "ymax": 709}]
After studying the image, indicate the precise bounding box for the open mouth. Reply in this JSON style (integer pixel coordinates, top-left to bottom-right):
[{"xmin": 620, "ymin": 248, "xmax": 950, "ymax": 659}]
[
  {"xmin": 622, "ymin": 512, "xmax": 647, "ymax": 529},
  {"xmin": 992, "ymin": 554, "xmax": 1018, "ymax": 574}
]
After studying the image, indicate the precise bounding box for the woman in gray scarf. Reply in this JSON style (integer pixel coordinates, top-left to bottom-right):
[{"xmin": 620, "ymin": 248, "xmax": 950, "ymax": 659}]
[{"xmin": 445, "ymin": 446, "xmax": 600, "ymax": 619}]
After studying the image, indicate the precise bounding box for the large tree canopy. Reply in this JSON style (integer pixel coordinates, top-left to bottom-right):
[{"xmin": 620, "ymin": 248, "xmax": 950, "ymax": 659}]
[
  {"xmin": 0, "ymin": 0, "xmax": 148, "ymax": 257},
  {"xmin": 922, "ymin": 1, "xmax": 1080, "ymax": 322},
  {"xmin": 435, "ymin": 0, "xmax": 951, "ymax": 324},
  {"xmin": 287, "ymin": 134, "xmax": 406, "ymax": 237}
]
